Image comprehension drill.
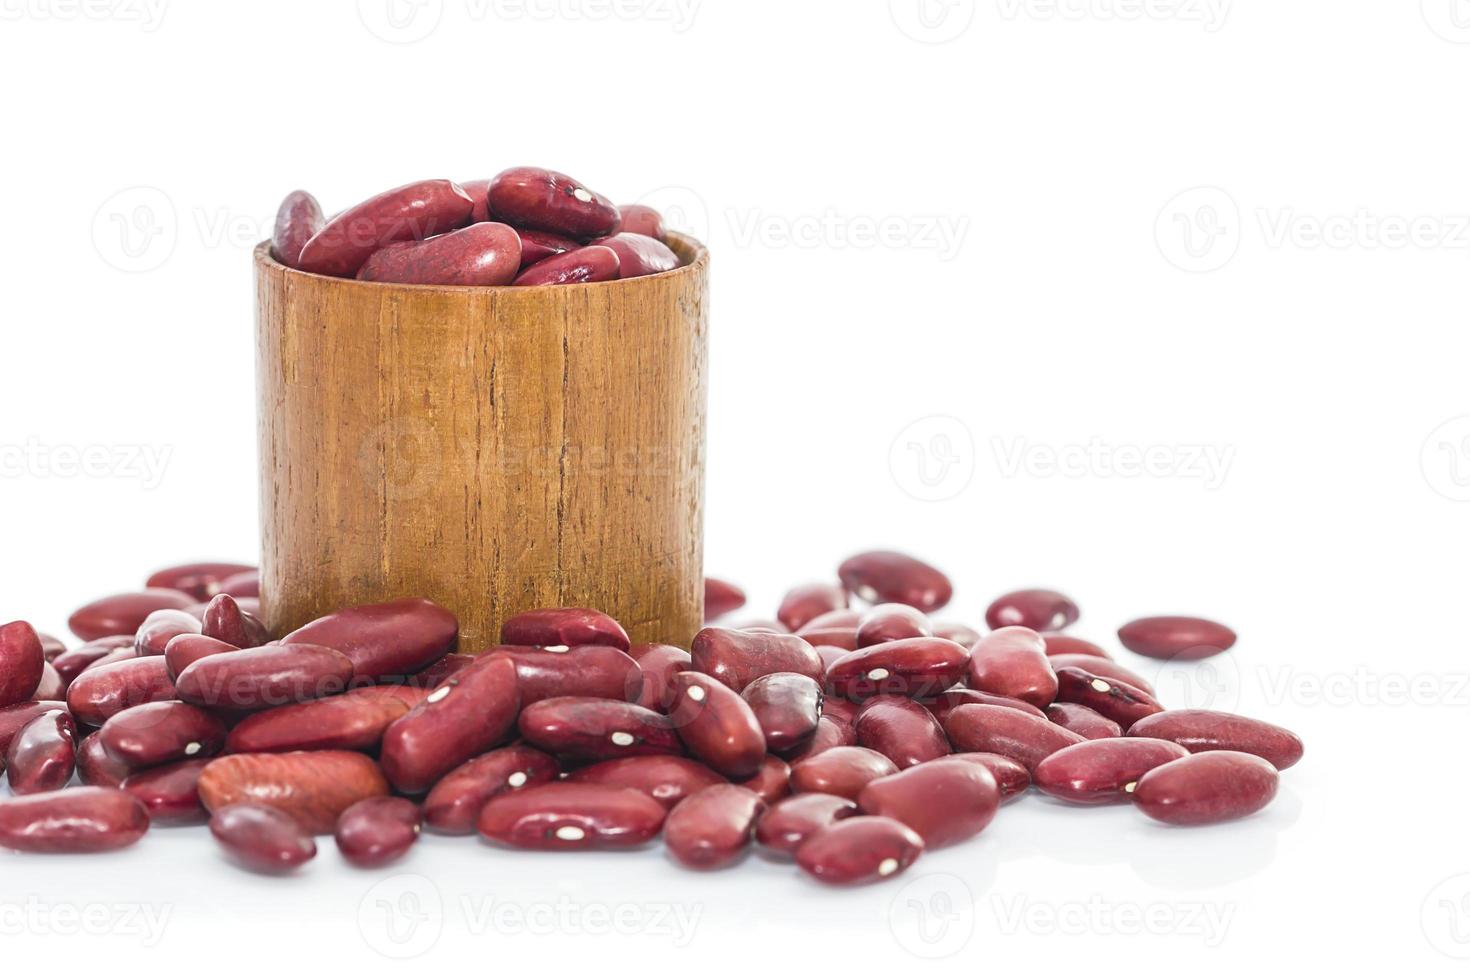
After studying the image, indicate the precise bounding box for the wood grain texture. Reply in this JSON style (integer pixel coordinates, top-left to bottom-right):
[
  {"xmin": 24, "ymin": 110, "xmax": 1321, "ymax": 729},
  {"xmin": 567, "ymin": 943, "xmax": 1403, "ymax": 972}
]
[{"xmin": 255, "ymin": 234, "xmax": 708, "ymax": 650}]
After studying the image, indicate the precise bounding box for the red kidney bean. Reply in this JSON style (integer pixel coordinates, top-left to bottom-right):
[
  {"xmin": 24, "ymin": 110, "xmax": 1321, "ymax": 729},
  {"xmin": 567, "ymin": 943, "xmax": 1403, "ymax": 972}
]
[
  {"xmin": 201, "ymin": 594, "xmax": 269, "ymax": 649},
  {"xmin": 827, "ymin": 637, "xmax": 970, "ymax": 701},
  {"xmin": 797, "ymin": 625, "xmax": 858, "ymax": 651},
  {"xmin": 380, "ymin": 655, "xmax": 520, "ymax": 794},
  {"xmin": 837, "ymin": 551, "xmax": 952, "ymax": 612},
  {"xmin": 225, "ymin": 685, "xmax": 421, "ymax": 755},
  {"xmin": 163, "ymin": 633, "xmax": 239, "ymax": 680},
  {"xmin": 335, "ymin": 797, "xmax": 421, "ymax": 868},
  {"xmin": 67, "ymin": 657, "xmax": 175, "ymax": 727},
  {"xmin": 741, "ymin": 672, "xmax": 822, "ymax": 753},
  {"xmin": 1042, "ymin": 633, "xmax": 1112, "ymax": 659},
  {"xmin": 1033, "ymin": 737, "xmax": 1190, "ymax": 805},
  {"xmin": 146, "ymin": 562, "xmax": 256, "ymax": 602},
  {"xmin": 1046, "ymin": 703, "xmax": 1123, "ymax": 740},
  {"xmin": 271, "ymin": 191, "xmax": 325, "ymax": 269},
  {"xmin": 1054, "ymin": 666, "xmax": 1163, "ymax": 728},
  {"xmin": 513, "ymin": 245, "xmax": 621, "ymax": 286},
  {"xmin": 134, "ymin": 609, "xmax": 204, "ymax": 659},
  {"xmin": 477, "ymin": 783, "xmax": 667, "ymax": 849},
  {"xmin": 519, "ymin": 696, "xmax": 677, "ymax": 762},
  {"xmin": 800, "ymin": 609, "xmax": 862, "ymax": 630},
  {"xmin": 739, "ymin": 755, "xmax": 791, "ymax": 804},
  {"xmin": 796, "ymin": 816, "xmax": 924, "ymax": 885},
  {"xmin": 775, "ymin": 583, "xmax": 847, "ymax": 631},
  {"xmin": 199, "ymin": 751, "xmax": 389, "ymax": 835},
  {"xmin": 76, "ymin": 732, "xmax": 131, "ymax": 788},
  {"xmin": 943, "ymin": 704, "xmax": 1086, "ymax": 771},
  {"xmin": 702, "ymin": 577, "xmax": 746, "ymax": 622},
  {"xmin": 217, "ymin": 570, "xmax": 260, "ymax": 598},
  {"xmin": 814, "ymin": 645, "xmax": 854, "ymax": 674},
  {"xmin": 186, "ymin": 596, "xmax": 261, "ymax": 620},
  {"xmin": 986, "ymin": 588, "xmax": 1079, "ymax": 632},
  {"xmin": 38, "ymin": 632, "xmax": 67, "ymax": 661},
  {"xmin": 967, "ymin": 626, "xmax": 1058, "ymax": 707},
  {"xmin": 630, "ymin": 643, "xmax": 692, "ymax": 711},
  {"xmin": 0, "ymin": 701, "xmax": 68, "ymax": 758},
  {"xmin": 6, "ymin": 710, "xmax": 76, "ymax": 795},
  {"xmin": 668, "ymin": 672, "xmax": 766, "ymax": 779},
  {"xmin": 1128, "ymin": 709, "xmax": 1304, "ymax": 769},
  {"xmin": 501, "ymin": 608, "xmax": 633, "ymax": 651},
  {"xmin": 1048, "ymin": 654, "xmax": 1155, "ymax": 695},
  {"xmin": 461, "ymin": 179, "xmax": 491, "ymax": 222},
  {"xmin": 932, "ymin": 622, "xmax": 982, "ymax": 647},
  {"xmin": 0, "ymin": 787, "xmax": 150, "ymax": 853},
  {"xmin": 284, "ymin": 598, "xmax": 458, "ymax": 683},
  {"xmin": 564, "ymin": 755, "xmax": 723, "ymax": 810},
  {"xmin": 68, "ymin": 589, "xmax": 197, "ymax": 642},
  {"xmin": 51, "ymin": 635, "xmax": 136, "ymax": 687},
  {"xmin": 1118, "ymin": 616, "xmax": 1237, "ymax": 660},
  {"xmin": 784, "ymin": 715, "xmax": 856, "ymax": 764},
  {"xmin": 408, "ymin": 653, "xmax": 474, "ymax": 690},
  {"xmin": 590, "ymin": 232, "xmax": 678, "ymax": 279},
  {"xmin": 423, "ymin": 745, "xmax": 559, "ymax": 834},
  {"xmin": 209, "ymin": 803, "xmax": 316, "ymax": 872},
  {"xmin": 755, "ymin": 793, "xmax": 856, "ymax": 854},
  {"xmin": 176, "ymin": 644, "xmax": 354, "ymax": 711},
  {"xmin": 924, "ymin": 688, "xmax": 1047, "ymax": 726},
  {"xmin": 789, "ymin": 746, "xmax": 898, "ymax": 800},
  {"xmin": 298, "ymin": 179, "xmax": 475, "ymax": 277},
  {"xmin": 32, "ymin": 661, "xmax": 65, "ymax": 701},
  {"xmin": 854, "ymin": 696, "xmax": 950, "ymax": 769},
  {"xmin": 359, "ymin": 222, "xmax": 522, "ymax": 286},
  {"xmin": 665, "ymin": 784, "xmax": 765, "ymax": 870},
  {"xmin": 820, "ymin": 695, "xmax": 858, "ymax": 726},
  {"xmin": 949, "ymin": 752, "xmax": 1031, "ymax": 800},
  {"xmin": 487, "ymin": 645, "xmax": 640, "ymax": 704},
  {"xmin": 858, "ymin": 758, "xmax": 999, "ymax": 848},
  {"xmin": 516, "ymin": 227, "xmax": 580, "ymax": 267},
  {"xmin": 1132, "ymin": 751, "xmax": 1279, "ymax": 825},
  {"xmin": 855, "ymin": 603, "xmax": 932, "ymax": 648},
  {"xmin": 99, "ymin": 701, "xmax": 228, "ymax": 768},
  {"xmin": 615, "ymin": 204, "xmax": 666, "ymax": 241},
  {"xmin": 691, "ymin": 627, "xmax": 823, "ymax": 693},
  {"xmin": 488, "ymin": 167, "xmax": 619, "ymax": 239},
  {"xmin": 1, "ymin": 621, "xmax": 46, "ymax": 707},
  {"xmin": 120, "ymin": 759, "xmax": 210, "ymax": 822}
]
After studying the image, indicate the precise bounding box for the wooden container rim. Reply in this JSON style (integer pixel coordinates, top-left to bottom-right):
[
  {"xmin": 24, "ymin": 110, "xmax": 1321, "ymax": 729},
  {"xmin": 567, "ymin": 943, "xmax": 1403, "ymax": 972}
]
[{"xmin": 252, "ymin": 230, "xmax": 708, "ymax": 293}]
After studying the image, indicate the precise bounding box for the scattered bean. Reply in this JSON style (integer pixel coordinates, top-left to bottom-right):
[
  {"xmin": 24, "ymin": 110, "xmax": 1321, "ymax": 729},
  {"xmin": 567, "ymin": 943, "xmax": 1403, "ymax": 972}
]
[
  {"xmin": 837, "ymin": 551, "xmax": 952, "ymax": 612},
  {"xmin": 477, "ymin": 783, "xmax": 666, "ymax": 850},
  {"xmin": 209, "ymin": 803, "xmax": 316, "ymax": 872},
  {"xmin": 702, "ymin": 578, "xmax": 747, "ymax": 621},
  {"xmin": 789, "ymin": 746, "xmax": 898, "ymax": 800},
  {"xmin": 175, "ymin": 644, "xmax": 355, "ymax": 711},
  {"xmin": 691, "ymin": 628, "xmax": 823, "ymax": 693},
  {"xmin": 499, "ymin": 607, "xmax": 630, "ymax": 652},
  {"xmin": 668, "ymin": 672, "xmax": 767, "ymax": 779},
  {"xmin": 985, "ymin": 588, "xmax": 1079, "ymax": 632},
  {"xmin": 198, "ymin": 751, "xmax": 390, "ymax": 835},
  {"xmin": 854, "ymin": 696, "xmax": 950, "ymax": 769},
  {"xmin": 0, "ymin": 621, "xmax": 45, "ymax": 708},
  {"xmin": 795, "ymin": 816, "xmax": 924, "ymax": 885},
  {"xmin": 67, "ymin": 657, "xmax": 175, "ymax": 727},
  {"xmin": 1053, "ymin": 666, "xmax": 1164, "ymax": 728},
  {"xmin": 1045, "ymin": 702, "xmax": 1123, "ymax": 740},
  {"xmin": 826, "ymin": 637, "xmax": 970, "ymax": 701},
  {"xmin": 99, "ymin": 701, "xmax": 229, "ymax": 768},
  {"xmin": 0, "ymin": 788, "xmax": 150, "ymax": 854},
  {"xmin": 1033, "ymin": 737, "xmax": 1190, "ymax": 805},
  {"xmin": 518, "ymin": 696, "xmax": 679, "ymax": 762},
  {"xmin": 942, "ymin": 704, "xmax": 1085, "ymax": 772},
  {"xmin": 564, "ymin": 755, "xmax": 725, "ymax": 810},
  {"xmin": 664, "ymin": 784, "xmax": 765, "ymax": 870},
  {"xmin": 756, "ymin": 793, "xmax": 857, "ymax": 854},
  {"xmin": 283, "ymin": 598, "xmax": 458, "ymax": 683},
  {"xmin": 200, "ymin": 594, "xmax": 270, "ymax": 649},
  {"xmin": 225, "ymin": 685, "xmax": 423, "ymax": 754},
  {"xmin": 1132, "ymin": 751, "xmax": 1279, "ymax": 825},
  {"xmin": 489, "ymin": 644, "xmax": 641, "ymax": 704},
  {"xmin": 6, "ymin": 709, "xmax": 76, "ymax": 795},
  {"xmin": 422, "ymin": 745, "xmax": 560, "ymax": 834},
  {"xmin": 380, "ymin": 655, "xmax": 521, "ymax": 794},
  {"xmin": 120, "ymin": 759, "xmax": 210, "ymax": 822},
  {"xmin": 776, "ymin": 583, "xmax": 848, "ymax": 632},
  {"xmin": 335, "ymin": 797, "xmax": 422, "ymax": 868},
  {"xmin": 68, "ymin": 589, "xmax": 197, "ymax": 642},
  {"xmin": 1128, "ymin": 709, "xmax": 1304, "ymax": 770},
  {"xmin": 966, "ymin": 626, "xmax": 1058, "ymax": 708},
  {"xmin": 145, "ymin": 563, "xmax": 256, "ymax": 602},
  {"xmin": 741, "ymin": 672, "xmax": 823, "ymax": 753},
  {"xmin": 857, "ymin": 758, "xmax": 999, "ymax": 847},
  {"xmin": 1117, "ymin": 615, "xmax": 1237, "ymax": 661},
  {"xmin": 948, "ymin": 752, "xmax": 1032, "ymax": 800},
  {"xmin": 856, "ymin": 603, "xmax": 932, "ymax": 648}
]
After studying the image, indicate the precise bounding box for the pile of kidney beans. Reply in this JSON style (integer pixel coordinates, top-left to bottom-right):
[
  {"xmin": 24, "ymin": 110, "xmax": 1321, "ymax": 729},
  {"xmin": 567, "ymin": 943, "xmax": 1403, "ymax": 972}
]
[
  {"xmin": 0, "ymin": 552, "xmax": 1302, "ymax": 885},
  {"xmin": 270, "ymin": 167, "xmax": 680, "ymax": 287}
]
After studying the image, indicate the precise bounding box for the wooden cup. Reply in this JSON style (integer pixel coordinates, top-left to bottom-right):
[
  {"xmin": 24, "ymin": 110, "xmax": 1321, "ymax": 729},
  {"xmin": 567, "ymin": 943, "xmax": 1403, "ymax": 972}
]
[{"xmin": 254, "ymin": 234, "xmax": 709, "ymax": 649}]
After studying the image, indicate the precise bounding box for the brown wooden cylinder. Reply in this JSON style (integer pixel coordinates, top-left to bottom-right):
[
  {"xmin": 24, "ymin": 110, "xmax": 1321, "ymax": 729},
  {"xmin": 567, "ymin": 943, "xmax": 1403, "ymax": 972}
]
[{"xmin": 254, "ymin": 234, "xmax": 708, "ymax": 650}]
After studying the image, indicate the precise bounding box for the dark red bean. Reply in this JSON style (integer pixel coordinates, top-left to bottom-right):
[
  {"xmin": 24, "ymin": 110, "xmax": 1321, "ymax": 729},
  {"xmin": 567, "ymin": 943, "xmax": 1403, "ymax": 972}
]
[
  {"xmin": 488, "ymin": 166, "xmax": 619, "ymax": 239},
  {"xmin": 590, "ymin": 232, "xmax": 678, "ymax": 279},
  {"xmin": 755, "ymin": 793, "xmax": 856, "ymax": 853},
  {"xmin": 120, "ymin": 759, "xmax": 210, "ymax": 822},
  {"xmin": 615, "ymin": 204, "xmax": 665, "ymax": 240},
  {"xmin": 857, "ymin": 758, "xmax": 999, "ymax": 847},
  {"xmin": 776, "ymin": 583, "xmax": 848, "ymax": 631},
  {"xmin": 477, "ymin": 783, "xmax": 667, "ymax": 849},
  {"xmin": 134, "ymin": 609, "xmax": 204, "ymax": 658},
  {"xmin": 0, "ymin": 787, "xmax": 150, "ymax": 853},
  {"xmin": 358, "ymin": 221, "xmax": 521, "ymax": 286},
  {"xmin": 630, "ymin": 643, "xmax": 692, "ymax": 711},
  {"xmin": 408, "ymin": 654, "xmax": 473, "ymax": 690},
  {"xmin": 423, "ymin": 745, "xmax": 560, "ymax": 834},
  {"xmin": 837, "ymin": 551, "xmax": 952, "ymax": 613},
  {"xmin": 163, "ymin": 633, "xmax": 238, "ymax": 680},
  {"xmin": 99, "ymin": 701, "xmax": 228, "ymax": 768},
  {"xmin": 986, "ymin": 588, "xmax": 1079, "ymax": 632},
  {"xmin": 789, "ymin": 746, "xmax": 898, "ymax": 800},
  {"xmin": 461, "ymin": 178, "xmax": 491, "ymax": 222},
  {"xmin": 198, "ymin": 751, "xmax": 390, "ymax": 835},
  {"xmin": 702, "ymin": 578, "xmax": 747, "ymax": 622},
  {"xmin": 145, "ymin": 563, "xmax": 256, "ymax": 602},
  {"xmin": 854, "ymin": 696, "xmax": 950, "ymax": 769},
  {"xmin": 668, "ymin": 672, "xmax": 766, "ymax": 779},
  {"xmin": 1048, "ymin": 654, "xmax": 1156, "ymax": 695},
  {"xmin": 512, "ymin": 244, "xmax": 621, "ymax": 286},
  {"xmin": 380, "ymin": 655, "xmax": 520, "ymax": 794},
  {"xmin": 943, "ymin": 703, "xmax": 1086, "ymax": 771},
  {"xmin": 1033, "ymin": 737, "xmax": 1190, "ymax": 805},
  {"xmin": 784, "ymin": 715, "xmax": 856, "ymax": 764},
  {"xmin": 37, "ymin": 632, "xmax": 67, "ymax": 661},
  {"xmin": 335, "ymin": 797, "xmax": 422, "ymax": 868},
  {"xmin": 1042, "ymin": 633, "xmax": 1112, "ymax": 659},
  {"xmin": 967, "ymin": 626, "xmax": 1058, "ymax": 707},
  {"xmin": 815, "ymin": 644, "xmax": 854, "ymax": 672},
  {"xmin": 185, "ymin": 596, "xmax": 260, "ymax": 620},
  {"xmin": 665, "ymin": 784, "xmax": 765, "ymax": 870},
  {"xmin": 32, "ymin": 662, "xmax": 65, "ymax": 701},
  {"xmin": 797, "ymin": 625, "xmax": 858, "ymax": 651},
  {"xmin": 1128, "ymin": 709, "xmax": 1304, "ymax": 770},
  {"xmin": 500, "ymin": 608, "xmax": 631, "ymax": 652},
  {"xmin": 1054, "ymin": 666, "xmax": 1163, "ymax": 728},
  {"xmin": 821, "ymin": 695, "xmax": 859, "ymax": 726},
  {"xmin": 51, "ymin": 635, "xmax": 135, "ymax": 687},
  {"xmin": 795, "ymin": 816, "xmax": 924, "ymax": 885},
  {"xmin": 1132, "ymin": 751, "xmax": 1279, "ymax": 825},
  {"xmin": 932, "ymin": 622, "xmax": 982, "ymax": 647},
  {"xmin": 298, "ymin": 179, "xmax": 475, "ymax": 277},
  {"xmin": 741, "ymin": 672, "xmax": 822, "ymax": 753},
  {"xmin": 217, "ymin": 570, "xmax": 260, "ymax": 598},
  {"xmin": 76, "ymin": 732, "xmax": 131, "ymax": 788},
  {"xmin": 691, "ymin": 628, "xmax": 823, "ymax": 693},
  {"xmin": 0, "ymin": 701, "xmax": 68, "ymax": 758},
  {"xmin": 924, "ymin": 688, "xmax": 1047, "ymax": 726},
  {"xmin": 738, "ymin": 755, "xmax": 792, "ymax": 804},
  {"xmin": 283, "ymin": 598, "xmax": 458, "ymax": 683},
  {"xmin": 826, "ymin": 637, "xmax": 970, "ymax": 701},
  {"xmin": 949, "ymin": 752, "xmax": 1032, "ymax": 800},
  {"xmin": 271, "ymin": 191, "xmax": 325, "ymax": 269},
  {"xmin": 515, "ymin": 227, "xmax": 579, "ymax": 266},
  {"xmin": 6, "ymin": 710, "xmax": 76, "ymax": 795},
  {"xmin": 175, "ymin": 644, "xmax": 354, "ymax": 711},
  {"xmin": 856, "ymin": 603, "xmax": 932, "ymax": 648},
  {"xmin": 68, "ymin": 589, "xmax": 196, "ymax": 642},
  {"xmin": 1, "ymin": 621, "xmax": 47, "ymax": 707},
  {"xmin": 518, "ymin": 696, "xmax": 677, "ymax": 763},
  {"xmin": 1118, "ymin": 615, "xmax": 1237, "ymax": 661},
  {"xmin": 1046, "ymin": 703, "xmax": 1123, "ymax": 740},
  {"xmin": 201, "ymin": 594, "xmax": 270, "ymax": 649},
  {"xmin": 209, "ymin": 803, "xmax": 316, "ymax": 872},
  {"xmin": 568, "ymin": 754, "xmax": 727, "ymax": 811},
  {"xmin": 67, "ymin": 657, "xmax": 175, "ymax": 727},
  {"xmin": 226, "ymin": 685, "xmax": 423, "ymax": 754},
  {"xmin": 488, "ymin": 645, "xmax": 639, "ymax": 704}
]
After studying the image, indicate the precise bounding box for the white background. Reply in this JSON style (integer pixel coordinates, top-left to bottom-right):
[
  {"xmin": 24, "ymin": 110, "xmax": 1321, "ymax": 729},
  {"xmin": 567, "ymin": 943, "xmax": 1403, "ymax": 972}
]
[{"xmin": 2, "ymin": 0, "xmax": 1467, "ymax": 973}]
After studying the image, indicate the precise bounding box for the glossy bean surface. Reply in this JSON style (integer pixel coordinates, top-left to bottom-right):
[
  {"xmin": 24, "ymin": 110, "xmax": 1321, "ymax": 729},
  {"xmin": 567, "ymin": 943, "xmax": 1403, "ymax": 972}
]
[
  {"xmin": 380, "ymin": 655, "xmax": 520, "ymax": 794},
  {"xmin": 924, "ymin": 688, "xmax": 1046, "ymax": 726},
  {"xmin": 335, "ymin": 797, "xmax": 422, "ymax": 868},
  {"xmin": 857, "ymin": 758, "xmax": 1000, "ymax": 847},
  {"xmin": 0, "ymin": 621, "xmax": 45, "ymax": 708},
  {"xmin": 358, "ymin": 221, "xmax": 522, "ymax": 286},
  {"xmin": 1046, "ymin": 703, "xmax": 1123, "ymax": 740},
  {"xmin": 32, "ymin": 662, "xmax": 65, "ymax": 701},
  {"xmin": 1132, "ymin": 751, "xmax": 1279, "ymax": 825},
  {"xmin": 738, "ymin": 755, "xmax": 792, "ymax": 804},
  {"xmin": 1034, "ymin": 737, "xmax": 1191, "ymax": 804},
  {"xmin": 702, "ymin": 578, "xmax": 746, "ymax": 621},
  {"xmin": 741, "ymin": 672, "xmax": 822, "ymax": 753},
  {"xmin": 837, "ymin": 551, "xmax": 952, "ymax": 612},
  {"xmin": 200, "ymin": 594, "xmax": 270, "ymax": 649},
  {"xmin": 423, "ymin": 746, "xmax": 560, "ymax": 834},
  {"xmin": 68, "ymin": 590, "xmax": 196, "ymax": 642},
  {"xmin": 272, "ymin": 190, "xmax": 326, "ymax": 269},
  {"xmin": 477, "ymin": 783, "xmax": 666, "ymax": 850},
  {"xmin": 0, "ymin": 787, "xmax": 150, "ymax": 853},
  {"xmin": 615, "ymin": 204, "xmax": 665, "ymax": 240},
  {"xmin": 795, "ymin": 816, "xmax": 924, "ymax": 885},
  {"xmin": 217, "ymin": 570, "xmax": 260, "ymax": 598},
  {"xmin": 1128, "ymin": 709, "xmax": 1304, "ymax": 769},
  {"xmin": 966, "ymin": 626, "xmax": 1058, "ymax": 707},
  {"xmin": 854, "ymin": 696, "xmax": 950, "ymax": 769},
  {"xmin": 515, "ymin": 227, "xmax": 579, "ymax": 266},
  {"xmin": 630, "ymin": 643, "xmax": 692, "ymax": 711},
  {"xmin": 499, "ymin": 607, "xmax": 630, "ymax": 651},
  {"xmin": 209, "ymin": 803, "xmax": 316, "ymax": 872},
  {"xmin": 668, "ymin": 672, "xmax": 766, "ymax": 779},
  {"xmin": 163, "ymin": 633, "xmax": 239, "ymax": 680},
  {"xmin": 1042, "ymin": 634, "xmax": 1112, "ymax": 659},
  {"xmin": 826, "ymin": 637, "xmax": 970, "ymax": 701},
  {"xmin": 691, "ymin": 628, "xmax": 823, "ymax": 693},
  {"xmin": 298, "ymin": 179, "xmax": 475, "ymax": 277},
  {"xmin": 513, "ymin": 245, "xmax": 621, "ymax": 285},
  {"xmin": 145, "ymin": 563, "xmax": 256, "ymax": 602},
  {"xmin": 789, "ymin": 746, "xmax": 898, "ymax": 800},
  {"xmin": 518, "ymin": 696, "xmax": 679, "ymax": 762},
  {"xmin": 943, "ymin": 704, "xmax": 1086, "ymax": 771},
  {"xmin": 51, "ymin": 636, "xmax": 136, "ymax": 687},
  {"xmin": 776, "ymin": 583, "xmax": 848, "ymax": 631},
  {"xmin": 175, "ymin": 644, "xmax": 354, "ymax": 711},
  {"xmin": 1118, "ymin": 616, "xmax": 1237, "ymax": 660},
  {"xmin": 985, "ymin": 588, "xmax": 1079, "ymax": 632},
  {"xmin": 590, "ymin": 232, "xmax": 678, "ymax": 279},
  {"xmin": 99, "ymin": 701, "xmax": 228, "ymax": 767},
  {"xmin": 134, "ymin": 609, "xmax": 204, "ymax": 658},
  {"xmin": 1054, "ymin": 666, "xmax": 1163, "ymax": 728},
  {"xmin": 1047, "ymin": 654, "xmax": 1155, "ymax": 694},
  {"xmin": 564, "ymin": 755, "xmax": 724, "ymax": 810},
  {"xmin": 0, "ymin": 701, "xmax": 67, "ymax": 759},
  {"xmin": 488, "ymin": 166, "xmax": 619, "ymax": 239},
  {"xmin": 949, "ymin": 752, "xmax": 1032, "ymax": 800},
  {"xmin": 67, "ymin": 657, "xmax": 175, "ymax": 727},
  {"xmin": 6, "ymin": 710, "xmax": 76, "ymax": 795},
  {"xmin": 932, "ymin": 622, "xmax": 982, "ymax": 647},
  {"xmin": 855, "ymin": 603, "xmax": 932, "ymax": 648},
  {"xmin": 755, "ymin": 792, "xmax": 856, "ymax": 853},
  {"xmin": 664, "ymin": 784, "xmax": 765, "ymax": 869},
  {"xmin": 489, "ymin": 644, "xmax": 639, "ymax": 703},
  {"xmin": 283, "ymin": 598, "xmax": 458, "ymax": 683},
  {"xmin": 783, "ymin": 715, "xmax": 856, "ymax": 765},
  {"xmin": 76, "ymin": 732, "xmax": 131, "ymax": 788},
  {"xmin": 120, "ymin": 759, "xmax": 209, "ymax": 822},
  {"xmin": 226, "ymin": 685, "xmax": 423, "ymax": 754},
  {"xmin": 198, "ymin": 751, "xmax": 390, "ymax": 835},
  {"xmin": 461, "ymin": 178, "xmax": 491, "ymax": 222}
]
